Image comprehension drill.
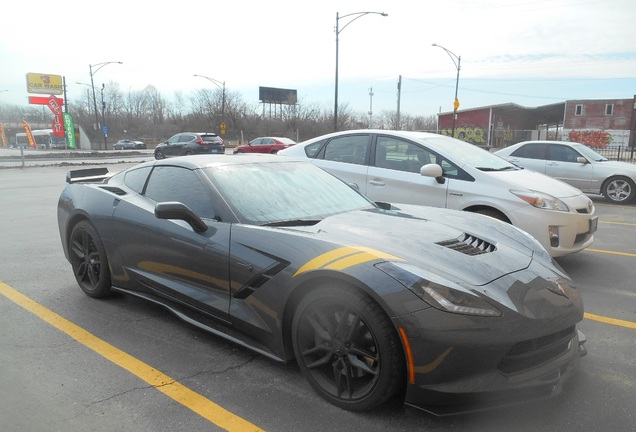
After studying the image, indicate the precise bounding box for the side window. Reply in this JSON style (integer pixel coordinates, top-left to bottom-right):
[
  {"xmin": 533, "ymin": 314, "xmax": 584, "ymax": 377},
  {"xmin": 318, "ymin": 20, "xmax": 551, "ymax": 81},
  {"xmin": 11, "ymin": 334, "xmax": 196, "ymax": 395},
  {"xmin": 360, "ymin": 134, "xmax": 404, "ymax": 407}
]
[
  {"xmin": 548, "ymin": 145, "xmax": 579, "ymax": 163},
  {"xmin": 144, "ymin": 166, "xmax": 215, "ymax": 219},
  {"xmin": 263, "ymin": 139, "xmax": 274, "ymax": 145},
  {"xmin": 511, "ymin": 143, "xmax": 547, "ymax": 159},
  {"xmin": 374, "ymin": 137, "xmax": 435, "ymax": 173},
  {"xmin": 304, "ymin": 139, "xmax": 327, "ymax": 158},
  {"xmin": 323, "ymin": 135, "xmax": 369, "ymax": 165},
  {"xmin": 124, "ymin": 166, "xmax": 152, "ymax": 193},
  {"xmin": 252, "ymin": 139, "xmax": 262, "ymax": 145},
  {"xmin": 180, "ymin": 134, "xmax": 195, "ymax": 143},
  {"xmin": 167, "ymin": 134, "xmax": 180, "ymax": 144}
]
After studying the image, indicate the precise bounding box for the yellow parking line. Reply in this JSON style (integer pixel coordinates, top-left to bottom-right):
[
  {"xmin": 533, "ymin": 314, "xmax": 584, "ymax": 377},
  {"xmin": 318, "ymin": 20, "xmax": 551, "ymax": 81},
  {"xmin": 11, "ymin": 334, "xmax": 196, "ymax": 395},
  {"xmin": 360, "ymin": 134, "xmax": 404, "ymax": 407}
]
[
  {"xmin": 0, "ymin": 282, "xmax": 264, "ymax": 432},
  {"xmin": 586, "ymin": 248, "xmax": 636, "ymax": 258},
  {"xmin": 599, "ymin": 221, "xmax": 636, "ymax": 227},
  {"xmin": 584, "ymin": 312, "xmax": 636, "ymax": 330}
]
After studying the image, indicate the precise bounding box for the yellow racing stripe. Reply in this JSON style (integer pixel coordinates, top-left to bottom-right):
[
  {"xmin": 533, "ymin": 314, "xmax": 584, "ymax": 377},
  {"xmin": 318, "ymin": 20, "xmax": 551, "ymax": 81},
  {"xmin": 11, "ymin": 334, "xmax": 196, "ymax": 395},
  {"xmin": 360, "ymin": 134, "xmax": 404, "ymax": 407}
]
[{"xmin": 294, "ymin": 246, "xmax": 403, "ymax": 277}]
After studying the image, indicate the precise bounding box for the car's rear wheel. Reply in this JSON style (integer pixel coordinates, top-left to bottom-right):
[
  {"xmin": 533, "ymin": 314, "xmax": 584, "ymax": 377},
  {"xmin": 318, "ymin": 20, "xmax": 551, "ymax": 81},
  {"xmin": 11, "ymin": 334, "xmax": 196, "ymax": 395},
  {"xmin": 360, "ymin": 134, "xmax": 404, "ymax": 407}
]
[
  {"xmin": 155, "ymin": 149, "xmax": 165, "ymax": 160},
  {"xmin": 69, "ymin": 221, "xmax": 112, "ymax": 298},
  {"xmin": 184, "ymin": 151, "xmax": 193, "ymax": 156},
  {"xmin": 602, "ymin": 176, "xmax": 635, "ymax": 203},
  {"xmin": 292, "ymin": 285, "xmax": 405, "ymax": 411}
]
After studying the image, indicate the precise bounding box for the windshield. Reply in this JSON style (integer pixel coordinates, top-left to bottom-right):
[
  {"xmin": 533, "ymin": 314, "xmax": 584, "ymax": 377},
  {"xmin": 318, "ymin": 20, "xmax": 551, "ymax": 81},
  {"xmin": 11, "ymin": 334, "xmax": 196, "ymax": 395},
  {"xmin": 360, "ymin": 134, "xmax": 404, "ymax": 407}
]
[
  {"xmin": 572, "ymin": 143, "xmax": 608, "ymax": 162},
  {"xmin": 424, "ymin": 136, "xmax": 518, "ymax": 171},
  {"xmin": 204, "ymin": 160, "xmax": 374, "ymax": 224}
]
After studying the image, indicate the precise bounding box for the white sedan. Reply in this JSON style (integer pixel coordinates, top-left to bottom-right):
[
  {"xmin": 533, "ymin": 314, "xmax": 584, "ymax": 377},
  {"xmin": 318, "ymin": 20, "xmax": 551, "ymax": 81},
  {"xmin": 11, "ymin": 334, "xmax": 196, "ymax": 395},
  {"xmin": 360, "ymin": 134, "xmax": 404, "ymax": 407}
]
[
  {"xmin": 280, "ymin": 130, "xmax": 598, "ymax": 257},
  {"xmin": 495, "ymin": 140, "xmax": 636, "ymax": 204}
]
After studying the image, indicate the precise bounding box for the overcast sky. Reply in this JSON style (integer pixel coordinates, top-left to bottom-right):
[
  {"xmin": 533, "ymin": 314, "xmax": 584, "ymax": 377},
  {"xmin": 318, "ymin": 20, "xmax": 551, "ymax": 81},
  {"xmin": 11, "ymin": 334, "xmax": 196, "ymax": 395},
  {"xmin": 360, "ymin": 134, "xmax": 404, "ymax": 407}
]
[{"xmin": 1, "ymin": 0, "xmax": 635, "ymax": 117}]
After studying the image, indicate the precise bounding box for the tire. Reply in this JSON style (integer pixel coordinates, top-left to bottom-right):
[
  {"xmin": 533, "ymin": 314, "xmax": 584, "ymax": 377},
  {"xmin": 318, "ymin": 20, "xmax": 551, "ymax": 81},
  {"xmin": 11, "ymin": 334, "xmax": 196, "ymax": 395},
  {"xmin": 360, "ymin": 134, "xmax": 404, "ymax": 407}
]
[
  {"xmin": 184, "ymin": 151, "xmax": 193, "ymax": 156},
  {"xmin": 292, "ymin": 285, "xmax": 405, "ymax": 411},
  {"xmin": 602, "ymin": 176, "xmax": 636, "ymax": 203},
  {"xmin": 155, "ymin": 149, "xmax": 165, "ymax": 160},
  {"xmin": 68, "ymin": 221, "xmax": 112, "ymax": 298}
]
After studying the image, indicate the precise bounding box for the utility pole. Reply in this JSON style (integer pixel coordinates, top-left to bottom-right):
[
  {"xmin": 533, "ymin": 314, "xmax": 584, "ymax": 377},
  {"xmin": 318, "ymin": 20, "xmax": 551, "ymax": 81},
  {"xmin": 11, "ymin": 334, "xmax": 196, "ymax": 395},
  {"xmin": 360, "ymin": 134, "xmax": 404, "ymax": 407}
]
[
  {"xmin": 396, "ymin": 75, "xmax": 402, "ymax": 130},
  {"xmin": 368, "ymin": 87, "xmax": 374, "ymax": 128}
]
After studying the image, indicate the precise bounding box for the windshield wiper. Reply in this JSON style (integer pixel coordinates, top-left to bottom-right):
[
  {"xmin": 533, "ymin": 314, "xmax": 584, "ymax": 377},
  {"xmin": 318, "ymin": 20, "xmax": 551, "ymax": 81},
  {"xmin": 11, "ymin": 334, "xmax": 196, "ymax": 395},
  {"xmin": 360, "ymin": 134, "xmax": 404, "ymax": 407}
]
[
  {"xmin": 262, "ymin": 219, "xmax": 322, "ymax": 227},
  {"xmin": 476, "ymin": 166, "xmax": 517, "ymax": 171}
]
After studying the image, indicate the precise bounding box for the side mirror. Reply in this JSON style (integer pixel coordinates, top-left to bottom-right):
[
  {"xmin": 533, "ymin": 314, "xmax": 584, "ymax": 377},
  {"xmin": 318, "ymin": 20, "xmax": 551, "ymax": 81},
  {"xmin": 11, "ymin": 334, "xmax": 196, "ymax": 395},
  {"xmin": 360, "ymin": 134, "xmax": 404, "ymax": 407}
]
[
  {"xmin": 155, "ymin": 202, "xmax": 208, "ymax": 232},
  {"xmin": 576, "ymin": 156, "xmax": 588, "ymax": 164},
  {"xmin": 420, "ymin": 163, "xmax": 446, "ymax": 184}
]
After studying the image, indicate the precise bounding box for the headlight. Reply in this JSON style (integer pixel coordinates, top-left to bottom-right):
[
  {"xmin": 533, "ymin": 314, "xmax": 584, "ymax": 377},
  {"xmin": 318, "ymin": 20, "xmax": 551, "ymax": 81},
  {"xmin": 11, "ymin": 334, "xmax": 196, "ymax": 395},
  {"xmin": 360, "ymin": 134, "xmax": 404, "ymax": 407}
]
[
  {"xmin": 510, "ymin": 190, "xmax": 569, "ymax": 212},
  {"xmin": 376, "ymin": 262, "xmax": 502, "ymax": 317}
]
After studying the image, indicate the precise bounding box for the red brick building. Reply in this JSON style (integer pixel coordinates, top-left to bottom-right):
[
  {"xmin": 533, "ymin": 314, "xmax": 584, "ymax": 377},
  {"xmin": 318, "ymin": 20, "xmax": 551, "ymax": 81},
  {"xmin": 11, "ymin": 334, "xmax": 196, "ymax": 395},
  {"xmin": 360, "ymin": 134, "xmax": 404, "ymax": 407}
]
[{"xmin": 437, "ymin": 96, "xmax": 636, "ymax": 149}]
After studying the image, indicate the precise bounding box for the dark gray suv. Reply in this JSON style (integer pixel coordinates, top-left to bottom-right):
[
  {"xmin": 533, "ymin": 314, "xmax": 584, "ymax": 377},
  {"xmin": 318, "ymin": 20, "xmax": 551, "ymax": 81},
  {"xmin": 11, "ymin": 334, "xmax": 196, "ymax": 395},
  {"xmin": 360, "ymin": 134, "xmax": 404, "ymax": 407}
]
[{"xmin": 154, "ymin": 132, "xmax": 225, "ymax": 159}]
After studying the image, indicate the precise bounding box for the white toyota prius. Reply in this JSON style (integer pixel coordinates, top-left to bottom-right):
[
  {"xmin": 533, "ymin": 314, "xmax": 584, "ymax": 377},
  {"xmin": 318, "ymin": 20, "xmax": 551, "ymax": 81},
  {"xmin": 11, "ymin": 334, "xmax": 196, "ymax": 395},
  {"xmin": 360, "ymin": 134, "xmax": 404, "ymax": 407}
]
[{"xmin": 279, "ymin": 130, "xmax": 598, "ymax": 257}]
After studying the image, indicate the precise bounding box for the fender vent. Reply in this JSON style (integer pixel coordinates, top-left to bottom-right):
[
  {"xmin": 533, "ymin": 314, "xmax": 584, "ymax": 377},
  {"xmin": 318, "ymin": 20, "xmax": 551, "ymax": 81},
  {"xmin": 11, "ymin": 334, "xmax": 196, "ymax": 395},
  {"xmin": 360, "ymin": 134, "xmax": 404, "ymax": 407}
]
[
  {"xmin": 436, "ymin": 233, "xmax": 496, "ymax": 255},
  {"xmin": 99, "ymin": 186, "xmax": 127, "ymax": 196}
]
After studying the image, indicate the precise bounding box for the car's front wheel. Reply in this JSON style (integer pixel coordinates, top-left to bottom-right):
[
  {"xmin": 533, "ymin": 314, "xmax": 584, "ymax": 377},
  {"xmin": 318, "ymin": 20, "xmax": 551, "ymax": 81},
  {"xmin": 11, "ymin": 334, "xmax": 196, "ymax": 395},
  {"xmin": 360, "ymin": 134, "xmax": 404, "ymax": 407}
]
[
  {"xmin": 69, "ymin": 221, "xmax": 112, "ymax": 298},
  {"xmin": 602, "ymin": 176, "xmax": 636, "ymax": 203},
  {"xmin": 292, "ymin": 285, "xmax": 405, "ymax": 411},
  {"xmin": 155, "ymin": 149, "xmax": 165, "ymax": 159}
]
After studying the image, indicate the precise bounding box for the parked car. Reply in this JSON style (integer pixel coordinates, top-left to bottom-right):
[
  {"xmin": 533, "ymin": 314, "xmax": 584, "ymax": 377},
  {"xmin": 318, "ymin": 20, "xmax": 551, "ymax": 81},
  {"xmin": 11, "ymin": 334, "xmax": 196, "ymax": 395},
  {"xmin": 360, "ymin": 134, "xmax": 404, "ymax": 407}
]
[
  {"xmin": 495, "ymin": 140, "xmax": 636, "ymax": 204},
  {"xmin": 58, "ymin": 155, "xmax": 586, "ymax": 414},
  {"xmin": 154, "ymin": 132, "xmax": 225, "ymax": 159},
  {"xmin": 279, "ymin": 130, "xmax": 598, "ymax": 257},
  {"xmin": 113, "ymin": 139, "xmax": 146, "ymax": 150},
  {"xmin": 233, "ymin": 137, "xmax": 296, "ymax": 154}
]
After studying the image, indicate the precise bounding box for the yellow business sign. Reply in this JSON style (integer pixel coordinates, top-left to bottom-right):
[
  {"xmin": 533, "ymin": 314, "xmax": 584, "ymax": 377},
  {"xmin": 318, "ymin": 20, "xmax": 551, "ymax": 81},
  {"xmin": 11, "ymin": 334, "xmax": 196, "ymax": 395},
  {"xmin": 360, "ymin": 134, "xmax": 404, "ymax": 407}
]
[{"xmin": 26, "ymin": 73, "xmax": 63, "ymax": 95}]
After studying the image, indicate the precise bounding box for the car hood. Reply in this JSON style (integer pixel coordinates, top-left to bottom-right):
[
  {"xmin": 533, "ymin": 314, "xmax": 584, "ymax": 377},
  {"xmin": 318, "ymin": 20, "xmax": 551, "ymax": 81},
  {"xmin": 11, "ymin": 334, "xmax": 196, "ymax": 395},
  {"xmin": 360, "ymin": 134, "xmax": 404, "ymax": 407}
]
[
  {"xmin": 487, "ymin": 168, "xmax": 584, "ymax": 198},
  {"xmin": 289, "ymin": 205, "xmax": 539, "ymax": 287},
  {"xmin": 594, "ymin": 160, "xmax": 636, "ymax": 173}
]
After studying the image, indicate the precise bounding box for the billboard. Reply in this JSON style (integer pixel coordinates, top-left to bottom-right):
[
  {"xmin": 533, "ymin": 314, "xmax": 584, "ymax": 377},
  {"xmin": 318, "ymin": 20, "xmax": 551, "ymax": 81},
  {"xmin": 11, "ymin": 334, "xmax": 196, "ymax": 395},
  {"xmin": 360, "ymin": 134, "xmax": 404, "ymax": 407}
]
[
  {"xmin": 259, "ymin": 87, "xmax": 297, "ymax": 104},
  {"xmin": 26, "ymin": 73, "xmax": 64, "ymax": 95}
]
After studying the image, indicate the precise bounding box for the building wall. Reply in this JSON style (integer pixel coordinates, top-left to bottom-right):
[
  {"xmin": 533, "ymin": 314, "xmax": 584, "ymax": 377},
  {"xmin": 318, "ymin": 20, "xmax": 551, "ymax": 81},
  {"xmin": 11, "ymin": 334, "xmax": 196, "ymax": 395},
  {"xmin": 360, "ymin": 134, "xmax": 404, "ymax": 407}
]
[
  {"xmin": 564, "ymin": 98, "xmax": 634, "ymax": 147},
  {"xmin": 438, "ymin": 108, "xmax": 491, "ymax": 145}
]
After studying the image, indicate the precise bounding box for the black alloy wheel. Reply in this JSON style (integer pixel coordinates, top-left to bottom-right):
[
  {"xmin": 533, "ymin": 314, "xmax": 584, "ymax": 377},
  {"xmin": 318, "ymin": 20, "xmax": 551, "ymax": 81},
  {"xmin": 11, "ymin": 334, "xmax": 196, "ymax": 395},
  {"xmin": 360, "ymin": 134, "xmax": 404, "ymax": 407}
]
[
  {"xmin": 292, "ymin": 285, "xmax": 405, "ymax": 411},
  {"xmin": 69, "ymin": 221, "xmax": 112, "ymax": 298}
]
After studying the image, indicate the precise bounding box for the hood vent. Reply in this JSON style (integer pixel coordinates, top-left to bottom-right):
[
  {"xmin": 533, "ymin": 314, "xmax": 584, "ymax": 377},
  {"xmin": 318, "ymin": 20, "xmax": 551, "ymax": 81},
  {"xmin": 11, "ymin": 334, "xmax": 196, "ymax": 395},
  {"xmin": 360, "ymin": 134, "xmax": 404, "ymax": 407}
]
[{"xmin": 436, "ymin": 233, "xmax": 496, "ymax": 255}]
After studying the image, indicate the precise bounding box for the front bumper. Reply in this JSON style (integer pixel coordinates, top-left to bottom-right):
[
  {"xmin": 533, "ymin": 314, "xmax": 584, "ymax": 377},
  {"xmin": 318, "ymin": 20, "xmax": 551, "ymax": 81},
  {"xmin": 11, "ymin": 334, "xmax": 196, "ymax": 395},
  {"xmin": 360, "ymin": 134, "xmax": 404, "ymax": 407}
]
[
  {"xmin": 399, "ymin": 308, "xmax": 587, "ymax": 415},
  {"xmin": 507, "ymin": 194, "xmax": 596, "ymax": 257}
]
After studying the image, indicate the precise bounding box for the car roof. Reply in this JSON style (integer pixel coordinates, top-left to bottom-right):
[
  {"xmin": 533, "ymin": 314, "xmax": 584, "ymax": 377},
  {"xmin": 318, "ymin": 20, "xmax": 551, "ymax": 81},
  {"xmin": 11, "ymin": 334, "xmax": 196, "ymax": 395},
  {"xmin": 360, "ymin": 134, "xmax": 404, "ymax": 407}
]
[{"xmin": 148, "ymin": 154, "xmax": 301, "ymax": 170}]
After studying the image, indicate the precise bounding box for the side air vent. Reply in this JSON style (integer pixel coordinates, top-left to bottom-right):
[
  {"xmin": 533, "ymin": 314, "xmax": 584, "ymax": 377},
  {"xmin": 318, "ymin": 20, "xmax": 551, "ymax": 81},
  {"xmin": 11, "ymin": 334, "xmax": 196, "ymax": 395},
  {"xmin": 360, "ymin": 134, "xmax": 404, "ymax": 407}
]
[
  {"xmin": 436, "ymin": 233, "xmax": 496, "ymax": 255},
  {"xmin": 99, "ymin": 186, "xmax": 127, "ymax": 196}
]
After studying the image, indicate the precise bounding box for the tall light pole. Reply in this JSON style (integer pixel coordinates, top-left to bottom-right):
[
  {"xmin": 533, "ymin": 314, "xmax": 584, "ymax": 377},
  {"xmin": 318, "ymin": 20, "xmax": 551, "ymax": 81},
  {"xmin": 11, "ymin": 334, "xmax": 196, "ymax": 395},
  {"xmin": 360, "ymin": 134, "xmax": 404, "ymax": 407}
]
[
  {"xmin": 193, "ymin": 74, "xmax": 226, "ymax": 129},
  {"xmin": 432, "ymin": 44, "xmax": 461, "ymax": 138},
  {"xmin": 76, "ymin": 82, "xmax": 93, "ymax": 116},
  {"xmin": 89, "ymin": 61, "xmax": 122, "ymax": 149},
  {"xmin": 334, "ymin": 11, "xmax": 388, "ymax": 131}
]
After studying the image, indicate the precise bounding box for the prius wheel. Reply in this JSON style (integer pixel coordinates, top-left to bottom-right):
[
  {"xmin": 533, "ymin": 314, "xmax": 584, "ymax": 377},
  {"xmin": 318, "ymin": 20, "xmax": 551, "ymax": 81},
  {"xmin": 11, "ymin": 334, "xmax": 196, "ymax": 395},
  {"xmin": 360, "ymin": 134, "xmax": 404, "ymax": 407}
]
[
  {"xmin": 69, "ymin": 221, "xmax": 112, "ymax": 298},
  {"xmin": 292, "ymin": 286, "xmax": 405, "ymax": 411},
  {"xmin": 602, "ymin": 176, "xmax": 635, "ymax": 203}
]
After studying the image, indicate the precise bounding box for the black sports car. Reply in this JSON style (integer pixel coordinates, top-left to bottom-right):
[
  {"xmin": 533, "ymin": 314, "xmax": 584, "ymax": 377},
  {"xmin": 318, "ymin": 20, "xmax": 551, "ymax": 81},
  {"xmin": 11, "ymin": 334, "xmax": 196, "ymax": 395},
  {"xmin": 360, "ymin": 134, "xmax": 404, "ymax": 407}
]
[{"xmin": 57, "ymin": 154, "xmax": 587, "ymax": 415}]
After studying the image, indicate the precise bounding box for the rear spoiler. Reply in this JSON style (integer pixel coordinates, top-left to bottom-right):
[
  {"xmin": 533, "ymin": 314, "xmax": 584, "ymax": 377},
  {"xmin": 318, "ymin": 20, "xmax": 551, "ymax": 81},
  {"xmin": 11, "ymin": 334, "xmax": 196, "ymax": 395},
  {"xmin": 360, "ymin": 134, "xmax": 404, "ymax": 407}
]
[{"xmin": 66, "ymin": 167, "xmax": 111, "ymax": 184}]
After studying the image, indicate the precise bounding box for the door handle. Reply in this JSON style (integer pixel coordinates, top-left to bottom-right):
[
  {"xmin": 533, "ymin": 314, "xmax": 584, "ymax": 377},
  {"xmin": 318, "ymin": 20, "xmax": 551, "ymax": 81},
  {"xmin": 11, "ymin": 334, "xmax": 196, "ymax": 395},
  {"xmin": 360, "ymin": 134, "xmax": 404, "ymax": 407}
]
[{"xmin": 369, "ymin": 179, "xmax": 385, "ymax": 186}]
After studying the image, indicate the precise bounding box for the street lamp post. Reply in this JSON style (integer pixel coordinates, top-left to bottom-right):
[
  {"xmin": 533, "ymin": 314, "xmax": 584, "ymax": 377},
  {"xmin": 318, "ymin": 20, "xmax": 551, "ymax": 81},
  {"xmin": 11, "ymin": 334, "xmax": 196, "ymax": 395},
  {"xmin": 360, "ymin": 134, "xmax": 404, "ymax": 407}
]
[
  {"xmin": 432, "ymin": 44, "xmax": 461, "ymax": 138},
  {"xmin": 89, "ymin": 61, "xmax": 122, "ymax": 149},
  {"xmin": 334, "ymin": 11, "xmax": 388, "ymax": 131},
  {"xmin": 193, "ymin": 74, "xmax": 226, "ymax": 129}
]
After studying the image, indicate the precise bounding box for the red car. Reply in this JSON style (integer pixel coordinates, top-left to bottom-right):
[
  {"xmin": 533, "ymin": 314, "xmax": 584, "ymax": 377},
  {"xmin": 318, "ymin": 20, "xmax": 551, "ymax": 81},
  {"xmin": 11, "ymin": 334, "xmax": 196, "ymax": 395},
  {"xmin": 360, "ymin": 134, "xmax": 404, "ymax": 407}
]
[{"xmin": 233, "ymin": 137, "xmax": 296, "ymax": 154}]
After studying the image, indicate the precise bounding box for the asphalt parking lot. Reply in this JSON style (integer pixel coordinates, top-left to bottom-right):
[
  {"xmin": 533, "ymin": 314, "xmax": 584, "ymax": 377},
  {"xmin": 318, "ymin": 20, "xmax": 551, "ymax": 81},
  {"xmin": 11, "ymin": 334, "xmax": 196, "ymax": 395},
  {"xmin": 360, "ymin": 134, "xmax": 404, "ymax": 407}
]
[{"xmin": 0, "ymin": 159, "xmax": 634, "ymax": 432}]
